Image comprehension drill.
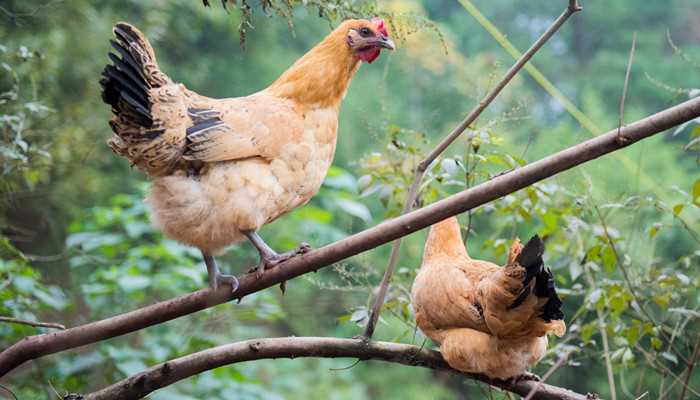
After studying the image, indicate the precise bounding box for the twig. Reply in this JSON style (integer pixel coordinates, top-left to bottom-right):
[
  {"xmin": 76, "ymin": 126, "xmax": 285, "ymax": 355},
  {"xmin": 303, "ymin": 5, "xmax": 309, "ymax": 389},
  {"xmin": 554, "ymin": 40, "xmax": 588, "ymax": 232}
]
[
  {"xmin": 593, "ymin": 205, "xmax": 690, "ymax": 365},
  {"xmin": 362, "ymin": 0, "xmax": 583, "ymax": 339},
  {"xmin": 459, "ymin": 0, "xmax": 670, "ymax": 202},
  {"xmin": 1, "ymin": 95, "xmax": 699, "ymax": 378},
  {"xmin": 0, "ymin": 316, "xmax": 65, "ymax": 330},
  {"xmin": 0, "ymin": 0, "xmax": 63, "ymax": 25},
  {"xmin": 635, "ymin": 343, "xmax": 700, "ymax": 398},
  {"xmin": 679, "ymin": 334, "xmax": 700, "ymax": 400},
  {"xmin": 76, "ymin": 337, "xmax": 590, "ymax": 400},
  {"xmin": 524, "ymin": 352, "xmax": 571, "ymax": 400},
  {"xmin": 617, "ymin": 32, "xmax": 636, "ymax": 143},
  {"xmin": 583, "ymin": 265, "xmax": 617, "ymax": 400},
  {"xmin": 0, "ymin": 384, "xmax": 18, "ymax": 400}
]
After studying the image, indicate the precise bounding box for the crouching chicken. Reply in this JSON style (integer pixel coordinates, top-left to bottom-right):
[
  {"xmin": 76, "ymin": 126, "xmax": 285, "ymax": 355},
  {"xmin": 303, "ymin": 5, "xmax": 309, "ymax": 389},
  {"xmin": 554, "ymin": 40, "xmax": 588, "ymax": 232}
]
[
  {"xmin": 411, "ymin": 217, "xmax": 566, "ymax": 380},
  {"xmin": 100, "ymin": 19, "xmax": 394, "ymax": 292}
]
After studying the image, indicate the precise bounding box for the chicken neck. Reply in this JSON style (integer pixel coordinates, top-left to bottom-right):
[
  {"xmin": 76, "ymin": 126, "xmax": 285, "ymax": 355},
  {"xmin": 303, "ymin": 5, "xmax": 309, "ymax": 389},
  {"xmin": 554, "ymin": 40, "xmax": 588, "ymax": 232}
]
[{"xmin": 265, "ymin": 27, "xmax": 362, "ymax": 109}]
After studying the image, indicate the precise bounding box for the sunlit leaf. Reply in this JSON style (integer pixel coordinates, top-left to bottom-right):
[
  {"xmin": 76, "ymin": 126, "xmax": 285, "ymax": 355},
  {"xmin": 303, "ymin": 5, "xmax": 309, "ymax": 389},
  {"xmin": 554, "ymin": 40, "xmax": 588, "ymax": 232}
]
[
  {"xmin": 117, "ymin": 275, "xmax": 151, "ymax": 292},
  {"xmin": 335, "ymin": 199, "xmax": 372, "ymax": 222},
  {"xmin": 660, "ymin": 352, "xmax": 678, "ymax": 365},
  {"xmin": 672, "ymin": 204, "xmax": 684, "ymax": 216}
]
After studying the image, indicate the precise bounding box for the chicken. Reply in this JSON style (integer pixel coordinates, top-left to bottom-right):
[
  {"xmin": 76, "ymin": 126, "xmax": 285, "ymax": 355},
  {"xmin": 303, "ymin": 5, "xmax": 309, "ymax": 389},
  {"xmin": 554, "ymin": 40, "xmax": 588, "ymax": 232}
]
[
  {"xmin": 100, "ymin": 19, "xmax": 394, "ymax": 292},
  {"xmin": 411, "ymin": 217, "xmax": 566, "ymax": 380}
]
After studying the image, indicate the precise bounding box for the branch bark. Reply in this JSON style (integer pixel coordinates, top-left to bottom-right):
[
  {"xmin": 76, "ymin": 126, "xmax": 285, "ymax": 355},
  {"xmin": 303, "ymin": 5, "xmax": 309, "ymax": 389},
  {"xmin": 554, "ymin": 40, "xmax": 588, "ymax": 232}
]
[
  {"xmin": 1, "ymin": 96, "xmax": 699, "ymax": 378},
  {"xmin": 76, "ymin": 337, "xmax": 591, "ymax": 400},
  {"xmin": 362, "ymin": 0, "xmax": 582, "ymax": 339}
]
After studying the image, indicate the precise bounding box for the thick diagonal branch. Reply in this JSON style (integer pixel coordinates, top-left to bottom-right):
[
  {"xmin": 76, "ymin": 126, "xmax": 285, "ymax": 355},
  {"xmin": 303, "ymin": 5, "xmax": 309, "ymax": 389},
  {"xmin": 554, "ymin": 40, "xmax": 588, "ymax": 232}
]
[
  {"xmin": 1, "ymin": 96, "xmax": 699, "ymax": 378},
  {"xmin": 362, "ymin": 0, "xmax": 582, "ymax": 338},
  {"xmin": 78, "ymin": 337, "xmax": 590, "ymax": 400}
]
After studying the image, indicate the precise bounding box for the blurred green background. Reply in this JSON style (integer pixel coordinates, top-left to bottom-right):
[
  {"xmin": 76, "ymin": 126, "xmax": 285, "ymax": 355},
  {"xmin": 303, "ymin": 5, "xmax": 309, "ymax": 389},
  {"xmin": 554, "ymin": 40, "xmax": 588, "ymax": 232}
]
[{"xmin": 1, "ymin": 0, "xmax": 699, "ymax": 398}]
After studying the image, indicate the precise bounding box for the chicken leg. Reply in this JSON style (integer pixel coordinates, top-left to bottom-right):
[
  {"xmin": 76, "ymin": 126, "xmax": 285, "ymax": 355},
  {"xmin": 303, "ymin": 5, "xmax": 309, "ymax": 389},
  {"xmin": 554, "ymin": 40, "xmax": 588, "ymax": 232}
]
[
  {"xmin": 243, "ymin": 230, "xmax": 311, "ymax": 280},
  {"xmin": 202, "ymin": 252, "xmax": 239, "ymax": 292}
]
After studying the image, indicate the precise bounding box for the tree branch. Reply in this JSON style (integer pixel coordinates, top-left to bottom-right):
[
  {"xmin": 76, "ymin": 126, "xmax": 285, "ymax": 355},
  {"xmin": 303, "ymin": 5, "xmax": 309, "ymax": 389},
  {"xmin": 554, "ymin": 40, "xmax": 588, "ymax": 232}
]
[
  {"xmin": 74, "ymin": 337, "xmax": 591, "ymax": 400},
  {"xmin": 1, "ymin": 96, "xmax": 699, "ymax": 378},
  {"xmin": 363, "ymin": 0, "xmax": 582, "ymax": 339}
]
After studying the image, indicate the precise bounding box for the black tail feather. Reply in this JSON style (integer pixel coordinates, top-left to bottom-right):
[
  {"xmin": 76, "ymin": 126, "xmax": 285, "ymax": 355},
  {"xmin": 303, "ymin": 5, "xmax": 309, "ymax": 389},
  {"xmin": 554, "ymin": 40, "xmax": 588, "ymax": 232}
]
[
  {"xmin": 508, "ymin": 235, "xmax": 564, "ymax": 321},
  {"xmin": 100, "ymin": 25, "xmax": 154, "ymax": 129},
  {"xmin": 535, "ymin": 267, "xmax": 564, "ymax": 322},
  {"xmin": 516, "ymin": 234, "xmax": 545, "ymax": 287},
  {"xmin": 108, "ymin": 41, "xmax": 149, "ymax": 85}
]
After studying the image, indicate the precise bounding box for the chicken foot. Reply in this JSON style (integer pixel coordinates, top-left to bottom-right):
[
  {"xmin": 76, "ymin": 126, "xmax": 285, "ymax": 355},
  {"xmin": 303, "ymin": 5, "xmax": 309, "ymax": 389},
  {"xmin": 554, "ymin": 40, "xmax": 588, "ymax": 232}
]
[
  {"xmin": 507, "ymin": 371, "xmax": 541, "ymax": 383},
  {"xmin": 202, "ymin": 252, "xmax": 240, "ymax": 293},
  {"xmin": 243, "ymin": 230, "xmax": 311, "ymax": 287}
]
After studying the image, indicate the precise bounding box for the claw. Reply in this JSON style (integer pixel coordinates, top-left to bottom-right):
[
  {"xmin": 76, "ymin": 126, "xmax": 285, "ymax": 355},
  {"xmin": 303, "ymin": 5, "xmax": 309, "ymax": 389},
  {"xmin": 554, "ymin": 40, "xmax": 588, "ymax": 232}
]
[
  {"xmin": 297, "ymin": 242, "xmax": 311, "ymax": 254},
  {"xmin": 202, "ymin": 251, "xmax": 238, "ymax": 294},
  {"xmin": 511, "ymin": 371, "xmax": 541, "ymax": 383},
  {"xmin": 215, "ymin": 273, "xmax": 239, "ymax": 293},
  {"xmin": 243, "ymin": 230, "xmax": 312, "ymax": 281}
]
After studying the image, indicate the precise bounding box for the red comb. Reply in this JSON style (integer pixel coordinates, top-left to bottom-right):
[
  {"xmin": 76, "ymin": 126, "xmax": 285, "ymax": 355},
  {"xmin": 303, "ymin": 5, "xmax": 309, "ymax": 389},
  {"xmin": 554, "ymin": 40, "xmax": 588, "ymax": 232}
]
[{"xmin": 371, "ymin": 17, "xmax": 389, "ymax": 36}]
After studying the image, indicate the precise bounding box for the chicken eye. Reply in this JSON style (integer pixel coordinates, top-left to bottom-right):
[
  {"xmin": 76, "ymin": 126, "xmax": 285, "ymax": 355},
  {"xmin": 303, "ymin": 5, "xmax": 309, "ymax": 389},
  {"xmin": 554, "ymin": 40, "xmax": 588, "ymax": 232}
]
[{"xmin": 359, "ymin": 27, "xmax": 372, "ymax": 37}]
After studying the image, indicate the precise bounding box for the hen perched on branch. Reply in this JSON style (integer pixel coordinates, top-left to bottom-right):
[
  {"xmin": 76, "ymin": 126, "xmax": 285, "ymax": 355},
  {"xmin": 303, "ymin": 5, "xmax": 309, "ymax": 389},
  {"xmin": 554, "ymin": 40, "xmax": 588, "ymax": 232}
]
[
  {"xmin": 100, "ymin": 19, "xmax": 394, "ymax": 292},
  {"xmin": 411, "ymin": 217, "xmax": 566, "ymax": 379}
]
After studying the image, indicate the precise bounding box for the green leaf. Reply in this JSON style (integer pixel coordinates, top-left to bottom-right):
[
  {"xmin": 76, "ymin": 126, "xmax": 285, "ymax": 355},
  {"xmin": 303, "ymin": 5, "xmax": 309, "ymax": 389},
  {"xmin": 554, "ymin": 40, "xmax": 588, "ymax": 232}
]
[
  {"xmin": 34, "ymin": 287, "xmax": 67, "ymax": 310},
  {"xmin": 293, "ymin": 206, "xmax": 333, "ymax": 224},
  {"xmin": 117, "ymin": 275, "xmax": 151, "ymax": 292},
  {"xmin": 588, "ymin": 288, "xmax": 603, "ymax": 308},
  {"xmin": 350, "ymin": 308, "xmax": 368, "ymax": 327},
  {"xmin": 673, "ymin": 204, "xmax": 684, "ymax": 216},
  {"xmin": 610, "ymin": 293, "xmax": 628, "ymax": 315},
  {"xmin": 335, "ymin": 199, "xmax": 372, "ymax": 223},
  {"xmin": 581, "ymin": 322, "xmax": 596, "ymax": 342},
  {"xmin": 602, "ymin": 246, "xmax": 616, "ymax": 274},
  {"xmin": 660, "ymin": 352, "xmax": 678, "ymax": 365},
  {"xmin": 693, "ymin": 178, "xmax": 700, "ymax": 204},
  {"xmin": 323, "ymin": 166, "xmax": 357, "ymax": 192},
  {"xmin": 357, "ymin": 175, "xmax": 372, "ymax": 191},
  {"xmin": 649, "ymin": 225, "xmax": 658, "ymax": 238},
  {"xmin": 625, "ymin": 325, "xmax": 639, "ymax": 345},
  {"xmin": 542, "ymin": 211, "xmax": 557, "ymax": 231},
  {"xmin": 653, "ymin": 293, "xmax": 671, "ymax": 309},
  {"xmin": 116, "ymin": 359, "xmax": 148, "ymax": 376},
  {"xmin": 569, "ymin": 260, "xmax": 583, "ymax": 281}
]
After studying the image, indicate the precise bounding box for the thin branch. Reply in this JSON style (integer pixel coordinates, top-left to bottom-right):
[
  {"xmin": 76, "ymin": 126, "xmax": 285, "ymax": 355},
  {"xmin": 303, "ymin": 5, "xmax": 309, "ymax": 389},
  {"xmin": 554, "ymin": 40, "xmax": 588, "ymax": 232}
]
[
  {"xmin": 679, "ymin": 334, "xmax": 700, "ymax": 400},
  {"xmin": 75, "ymin": 337, "xmax": 590, "ymax": 400},
  {"xmin": 583, "ymin": 264, "xmax": 617, "ymax": 400},
  {"xmin": 618, "ymin": 32, "xmax": 636, "ymax": 139},
  {"xmin": 524, "ymin": 353, "xmax": 571, "ymax": 400},
  {"xmin": 634, "ymin": 343, "xmax": 700, "ymax": 398},
  {"xmin": 362, "ymin": 0, "xmax": 583, "ymax": 339},
  {"xmin": 593, "ymin": 205, "xmax": 690, "ymax": 365},
  {"xmin": 0, "ymin": 316, "xmax": 65, "ymax": 330},
  {"xmin": 1, "ymin": 95, "xmax": 699, "ymax": 378},
  {"xmin": 459, "ymin": 0, "xmax": 669, "ymax": 202},
  {"xmin": 0, "ymin": 384, "xmax": 18, "ymax": 400}
]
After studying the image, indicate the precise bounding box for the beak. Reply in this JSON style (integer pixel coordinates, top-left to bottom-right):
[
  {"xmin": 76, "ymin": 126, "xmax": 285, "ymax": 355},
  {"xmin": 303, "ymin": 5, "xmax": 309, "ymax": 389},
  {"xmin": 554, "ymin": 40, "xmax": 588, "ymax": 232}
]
[{"xmin": 377, "ymin": 36, "xmax": 395, "ymax": 50}]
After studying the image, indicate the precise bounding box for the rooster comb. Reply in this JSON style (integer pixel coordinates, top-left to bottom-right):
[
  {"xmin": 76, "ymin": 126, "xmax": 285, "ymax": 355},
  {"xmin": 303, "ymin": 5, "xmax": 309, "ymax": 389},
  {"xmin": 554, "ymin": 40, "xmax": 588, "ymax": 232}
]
[{"xmin": 371, "ymin": 17, "xmax": 389, "ymax": 36}]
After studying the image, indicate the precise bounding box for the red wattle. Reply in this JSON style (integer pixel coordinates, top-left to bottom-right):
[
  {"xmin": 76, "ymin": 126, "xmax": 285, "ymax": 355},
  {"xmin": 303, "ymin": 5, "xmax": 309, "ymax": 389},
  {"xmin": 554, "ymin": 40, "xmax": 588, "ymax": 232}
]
[{"xmin": 357, "ymin": 48, "xmax": 381, "ymax": 64}]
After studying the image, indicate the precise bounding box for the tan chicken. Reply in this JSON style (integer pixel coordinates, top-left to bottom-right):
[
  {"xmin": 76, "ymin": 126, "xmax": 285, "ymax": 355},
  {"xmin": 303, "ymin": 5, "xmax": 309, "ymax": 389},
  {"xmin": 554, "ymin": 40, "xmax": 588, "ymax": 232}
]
[
  {"xmin": 411, "ymin": 217, "xmax": 566, "ymax": 380},
  {"xmin": 100, "ymin": 19, "xmax": 394, "ymax": 292}
]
